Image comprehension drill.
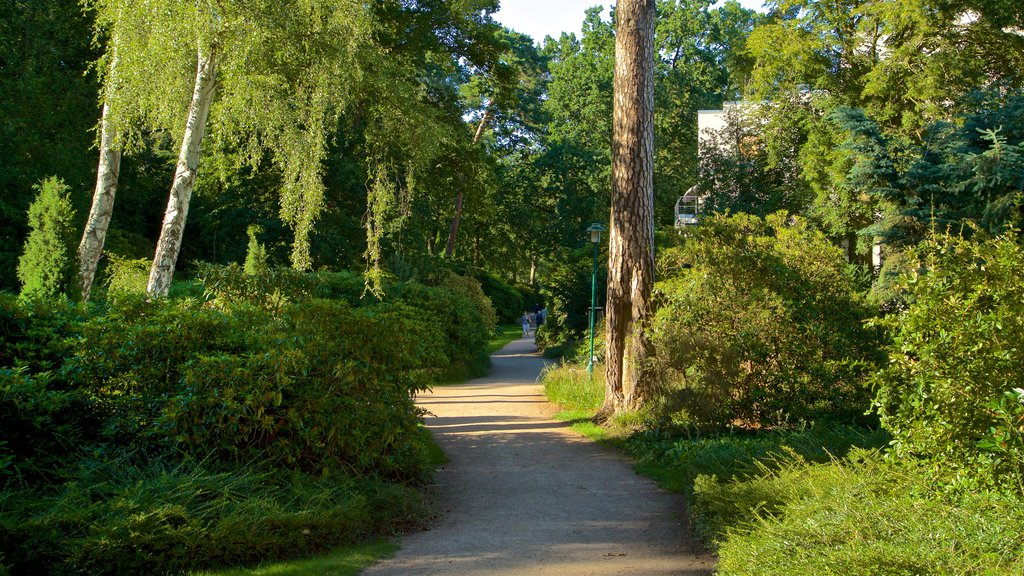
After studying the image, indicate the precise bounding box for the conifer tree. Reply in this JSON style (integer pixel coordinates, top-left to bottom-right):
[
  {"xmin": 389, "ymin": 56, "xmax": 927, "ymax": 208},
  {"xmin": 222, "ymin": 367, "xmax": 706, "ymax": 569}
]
[{"xmin": 18, "ymin": 177, "xmax": 77, "ymax": 300}]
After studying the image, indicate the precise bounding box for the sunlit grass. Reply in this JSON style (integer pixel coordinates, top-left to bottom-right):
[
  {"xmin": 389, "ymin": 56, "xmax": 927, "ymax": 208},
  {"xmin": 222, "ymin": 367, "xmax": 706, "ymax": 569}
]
[
  {"xmin": 190, "ymin": 539, "xmax": 397, "ymax": 576},
  {"xmin": 486, "ymin": 324, "xmax": 523, "ymax": 354}
]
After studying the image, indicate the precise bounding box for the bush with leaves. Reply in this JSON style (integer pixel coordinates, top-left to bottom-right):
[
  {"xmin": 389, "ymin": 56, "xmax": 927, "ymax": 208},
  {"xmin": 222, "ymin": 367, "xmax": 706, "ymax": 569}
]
[
  {"xmin": 473, "ymin": 270, "xmax": 523, "ymax": 324},
  {"xmin": 651, "ymin": 212, "xmax": 883, "ymax": 431},
  {"xmin": 197, "ymin": 262, "xmax": 316, "ymax": 314},
  {"xmin": 870, "ymin": 230, "xmax": 1024, "ymax": 484},
  {"xmin": 0, "ymin": 294, "xmax": 82, "ymax": 372},
  {"xmin": 389, "ymin": 280, "xmax": 491, "ymax": 380},
  {"xmin": 159, "ymin": 299, "xmax": 443, "ymax": 479},
  {"xmin": 0, "ymin": 368, "xmax": 102, "ymax": 485},
  {"xmin": 16, "ymin": 177, "xmax": 77, "ymax": 301}
]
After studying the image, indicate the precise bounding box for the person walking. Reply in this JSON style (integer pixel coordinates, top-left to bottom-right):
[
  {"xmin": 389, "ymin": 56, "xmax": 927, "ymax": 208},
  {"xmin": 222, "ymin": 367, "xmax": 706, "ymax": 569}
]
[{"xmin": 521, "ymin": 311, "xmax": 531, "ymax": 338}]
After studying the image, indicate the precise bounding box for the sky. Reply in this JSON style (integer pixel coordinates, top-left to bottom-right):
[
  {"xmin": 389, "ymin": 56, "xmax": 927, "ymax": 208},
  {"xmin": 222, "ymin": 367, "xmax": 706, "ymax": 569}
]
[{"xmin": 494, "ymin": 1, "xmax": 766, "ymax": 44}]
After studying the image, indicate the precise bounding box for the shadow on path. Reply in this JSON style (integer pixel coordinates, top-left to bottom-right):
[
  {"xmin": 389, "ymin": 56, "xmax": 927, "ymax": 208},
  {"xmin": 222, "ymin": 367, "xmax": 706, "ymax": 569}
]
[{"xmin": 362, "ymin": 337, "xmax": 714, "ymax": 576}]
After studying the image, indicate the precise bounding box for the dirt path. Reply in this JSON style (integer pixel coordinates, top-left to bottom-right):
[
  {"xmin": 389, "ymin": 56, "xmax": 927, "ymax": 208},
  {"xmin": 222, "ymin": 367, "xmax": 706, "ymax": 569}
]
[{"xmin": 363, "ymin": 337, "xmax": 715, "ymax": 576}]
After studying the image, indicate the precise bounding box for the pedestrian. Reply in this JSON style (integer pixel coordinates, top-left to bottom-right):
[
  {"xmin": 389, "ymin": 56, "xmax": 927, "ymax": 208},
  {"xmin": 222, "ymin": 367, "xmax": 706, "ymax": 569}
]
[{"xmin": 521, "ymin": 311, "xmax": 531, "ymax": 338}]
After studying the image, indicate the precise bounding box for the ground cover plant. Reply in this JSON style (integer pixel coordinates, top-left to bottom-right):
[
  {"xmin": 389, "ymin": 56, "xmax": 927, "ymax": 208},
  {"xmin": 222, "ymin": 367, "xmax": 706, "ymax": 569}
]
[{"xmin": 0, "ymin": 265, "xmax": 492, "ymax": 574}]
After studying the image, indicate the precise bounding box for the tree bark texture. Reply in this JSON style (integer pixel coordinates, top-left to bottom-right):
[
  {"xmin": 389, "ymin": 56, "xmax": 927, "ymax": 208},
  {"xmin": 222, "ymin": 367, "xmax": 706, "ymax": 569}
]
[
  {"xmin": 147, "ymin": 46, "xmax": 218, "ymax": 298},
  {"xmin": 78, "ymin": 101, "xmax": 121, "ymax": 302},
  {"xmin": 600, "ymin": 0, "xmax": 657, "ymax": 419},
  {"xmin": 444, "ymin": 108, "xmax": 491, "ymax": 259}
]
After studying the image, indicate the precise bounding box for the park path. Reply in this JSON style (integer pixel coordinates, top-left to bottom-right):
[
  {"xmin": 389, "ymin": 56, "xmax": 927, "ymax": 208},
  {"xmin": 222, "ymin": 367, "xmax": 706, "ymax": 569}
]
[{"xmin": 362, "ymin": 337, "xmax": 715, "ymax": 576}]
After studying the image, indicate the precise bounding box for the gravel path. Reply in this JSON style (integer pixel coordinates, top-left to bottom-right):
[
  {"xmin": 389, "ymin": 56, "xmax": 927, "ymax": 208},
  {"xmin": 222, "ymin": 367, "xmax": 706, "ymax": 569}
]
[{"xmin": 363, "ymin": 337, "xmax": 715, "ymax": 576}]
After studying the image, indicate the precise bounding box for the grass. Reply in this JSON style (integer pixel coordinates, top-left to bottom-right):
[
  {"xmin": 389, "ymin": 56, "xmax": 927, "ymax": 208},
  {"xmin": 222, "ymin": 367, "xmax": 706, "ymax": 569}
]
[
  {"xmin": 0, "ymin": 460, "xmax": 428, "ymax": 576},
  {"xmin": 710, "ymin": 454, "xmax": 1024, "ymax": 575},
  {"xmin": 486, "ymin": 324, "xmax": 523, "ymax": 354},
  {"xmin": 535, "ymin": 358, "xmax": 1024, "ymax": 573},
  {"xmin": 191, "ymin": 539, "xmax": 398, "ymax": 576}
]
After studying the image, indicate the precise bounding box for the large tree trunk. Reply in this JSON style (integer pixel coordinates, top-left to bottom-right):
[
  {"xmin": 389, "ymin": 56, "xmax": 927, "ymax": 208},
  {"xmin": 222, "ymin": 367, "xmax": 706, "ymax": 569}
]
[
  {"xmin": 147, "ymin": 46, "xmax": 218, "ymax": 298},
  {"xmin": 598, "ymin": 0, "xmax": 656, "ymax": 421},
  {"xmin": 444, "ymin": 108, "xmax": 490, "ymax": 259},
  {"xmin": 77, "ymin": 101, "xmax": 121, "ymax": 302}
]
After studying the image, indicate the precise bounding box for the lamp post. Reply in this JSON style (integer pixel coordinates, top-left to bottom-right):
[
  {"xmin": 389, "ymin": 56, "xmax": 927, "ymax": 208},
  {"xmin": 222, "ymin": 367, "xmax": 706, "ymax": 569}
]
[{"xmin": 586, "ymin": 223, "xmax": 606, "ymax": 378}]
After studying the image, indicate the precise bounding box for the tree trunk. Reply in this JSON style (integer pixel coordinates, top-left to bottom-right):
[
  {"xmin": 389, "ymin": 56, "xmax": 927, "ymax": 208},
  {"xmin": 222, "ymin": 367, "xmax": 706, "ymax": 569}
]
[
  {"xmin": 147, "ymin": 46, "xmax": 218, "ymax": 298},
  {"xmin": 444, "ymin": 108, "xmax": 491, "ymax": 259},
  {"xmin": 598, "ymin": 0, "xmax": 656, "ymax": 421},
  {"xmin": 77, "ymin": 101, "xmax": 121, "ymax": 302}
]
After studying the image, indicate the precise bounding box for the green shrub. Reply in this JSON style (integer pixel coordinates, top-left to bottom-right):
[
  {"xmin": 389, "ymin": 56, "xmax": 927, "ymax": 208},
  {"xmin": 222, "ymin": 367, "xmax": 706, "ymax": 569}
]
[
  {"xmin": 473, "ymin": 271, "xmax": 523, "ymax": 324},
  {"xmin": 0, "ymin": 294, "xmax": 82, "ymax": 372},
  {"xmin": 17, "ymin": 177, "xmax": 77, "ymax": 301},
  {"xmin": 62, "ymin": 298, "xmax": 258, "ymax": 452},
  {"xmin": 389, "ymin": 280, "xmax": 490, "ymax": 380},
  {"xmin": 311, "ymin": 270, "xmax": 368, "ymax": 303},
  {"xmin": 197, "ymin": 263, "xmax": 316, "ymax": 314},
  {"xmin": 0, "ymin": 368, "xmax": 102, "ymax": 485},
  {"xmin": 870, "ymin": 231, "xmax": 1024, "ymax": 483},
  {"xmin": 651, "ymin": 212, "xmax": 883, "ymax": 431},
  {"xmin": 104, "ymin": 254, "xmax": 151, "ymax": 299},
  {"xmin": 431, "ymin": 269, "xmax": 496, "ymax": 337},
  {"xmin": 159, "ymin": 300, "xmax": 440, "ymax": 479}
]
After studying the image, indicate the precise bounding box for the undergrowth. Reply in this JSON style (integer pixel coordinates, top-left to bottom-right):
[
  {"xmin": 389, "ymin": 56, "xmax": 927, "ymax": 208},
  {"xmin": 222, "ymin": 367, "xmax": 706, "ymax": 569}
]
[{"xmin": 0, "ymin": 460, "xmax": 426, "ymax": 575}]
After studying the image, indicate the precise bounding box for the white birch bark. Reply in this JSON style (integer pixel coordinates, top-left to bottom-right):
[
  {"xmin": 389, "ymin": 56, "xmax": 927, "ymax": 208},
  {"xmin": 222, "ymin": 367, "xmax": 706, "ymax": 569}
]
[
  {"xmin": 146, "ymin": 46, "xmax": 218, "ymax": 298},
  {"xmin": 77, "ymin": 100, "xmax": 122, "ymax": 302}
]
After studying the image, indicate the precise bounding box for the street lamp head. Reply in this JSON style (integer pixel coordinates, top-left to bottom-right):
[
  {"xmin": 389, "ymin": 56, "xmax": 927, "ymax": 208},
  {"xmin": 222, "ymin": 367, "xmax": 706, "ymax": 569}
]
[{"xmin": 586, "ymin": 223, "xmax": 606, "ymax": 244}]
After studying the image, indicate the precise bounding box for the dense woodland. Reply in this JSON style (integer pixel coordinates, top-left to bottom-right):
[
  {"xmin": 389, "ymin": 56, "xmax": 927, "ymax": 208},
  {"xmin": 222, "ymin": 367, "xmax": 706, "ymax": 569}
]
[{"xmin": 1, "ymin": 0, "xmax": 1023, "ymax": 574}]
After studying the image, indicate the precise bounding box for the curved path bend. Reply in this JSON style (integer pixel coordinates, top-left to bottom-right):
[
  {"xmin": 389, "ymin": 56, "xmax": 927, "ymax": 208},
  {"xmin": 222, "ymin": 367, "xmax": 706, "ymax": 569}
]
[{"xmin": 363, "ymin": 337, "xmax": 714, "ymax": 576}]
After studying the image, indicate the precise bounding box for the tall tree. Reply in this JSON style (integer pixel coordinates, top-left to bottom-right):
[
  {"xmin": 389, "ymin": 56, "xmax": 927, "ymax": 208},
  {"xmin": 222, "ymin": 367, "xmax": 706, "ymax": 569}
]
[
  {"xmin": 77, "ymin": 94, "xmax": 121, "ymax": 302},
  {"xmin": 147, "ymin": 43, "xmax": 219, "ymax": 297},
  {"xmin": 600, "ymin": 0, "xmax": 657, "ymax": 420},
  {"xmin": 91, "ymin": 0, "xmax": 376, "ymax": 297}
]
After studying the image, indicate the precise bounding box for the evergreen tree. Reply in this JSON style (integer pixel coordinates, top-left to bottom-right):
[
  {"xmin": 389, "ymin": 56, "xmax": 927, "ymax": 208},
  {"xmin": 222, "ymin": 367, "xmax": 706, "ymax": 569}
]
[
  {"xmin": 243, "ymin": 225, "xmax": 269, "ymax": 275},
  {"xmin": 17, "ymin": 177, "xmax": 77, "ymax": 300}
]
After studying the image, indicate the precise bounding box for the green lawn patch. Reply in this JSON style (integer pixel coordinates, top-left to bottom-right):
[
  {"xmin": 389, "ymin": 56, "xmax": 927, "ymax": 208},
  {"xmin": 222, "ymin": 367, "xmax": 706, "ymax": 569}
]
[
  {"xmin": 486, "ymin": 324, "xmax": 523, "ymax": 354},
  {"xmin": 191, "ymin": 539, "xmax": 398, "ymax": 576}
]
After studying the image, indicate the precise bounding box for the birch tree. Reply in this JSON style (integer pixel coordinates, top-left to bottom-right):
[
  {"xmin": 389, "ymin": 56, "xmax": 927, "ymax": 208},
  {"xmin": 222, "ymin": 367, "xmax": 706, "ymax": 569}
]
[
  {"xmin": 77, "ymin": 95, "xmax": 121, "ymax": 302},
  {"xmin": 90, "ymin": 0, "xmax": 373, "ymax": 297},
  {"xmin": 599, "ymin": 0, "xmax": 657, "ymax": 420}
]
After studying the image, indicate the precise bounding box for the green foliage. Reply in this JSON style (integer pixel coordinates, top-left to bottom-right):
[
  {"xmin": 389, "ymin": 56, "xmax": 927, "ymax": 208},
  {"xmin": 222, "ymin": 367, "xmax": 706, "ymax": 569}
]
[
  {"xmin": 389, "ymin": 279, "xmax": 491, "ymax": 380},
  {"xmin": 103, "ymin": 255, "xmax": 151, "ymax": 299},
  {"xmin": 17, "ymin": 177, "xmax": 77, "ymax": 301},
  {"xmin": 0, "ymin": 0, "xmax": 98, "ymax": 293},
  {"xmin": 473, "ymin": 271, "xmax": 523, "ymax": 324},
  {"xmin": 0, "ymin": 462, "xmax": 425, "ymax": 576},
  {"xmin": 311, "ymin": 270, "xmax": 367, "ymax": 303},
  {"xmin": 0, "ymin": 368, "xmax": 101, "ymax": 485},
  {"xmin": 541, "ymin": 362, "xmax": 604, "ymax": 414},
  {"xmin": 161, "ymin": 300, "xmax": 440, "ymax": 479},
  {"xmin": 243, "ymin": 225, "xmax": 269, "ymax": 275},
  {"xmin": 430, "ymin": 270, "xmax": 497, "ymax": 335},
  {"xmin": 625, "ymin": 424, "xmax": 888, "ymax": 505},
  {"xmin": 870, "ymin": 231, "xmax": 1024, "ymax": 483},
  {"xmin": 0, "ymin": 294, "xmax": 82, "ymax": 372},
  {"xmin": 709, "ymin": 454, "xmax": 1024, "ymax": 575},
  {"xmin": 197, "ymin": 263, "xmax": 316, "ymax": 314},
  {"xmin": 651, "ymin": 212, "xmax": 883, "ymax": 431},
  {"xmin": 0, "ymin": 268, "xmax": 487, "ymax": 573}
]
